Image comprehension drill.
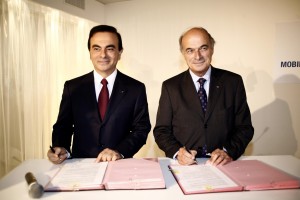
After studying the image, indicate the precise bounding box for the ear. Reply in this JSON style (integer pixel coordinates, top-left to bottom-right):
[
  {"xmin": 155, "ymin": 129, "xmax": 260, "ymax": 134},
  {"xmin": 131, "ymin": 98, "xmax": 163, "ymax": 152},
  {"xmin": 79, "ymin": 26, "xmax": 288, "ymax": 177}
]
[{"xmin": 118, "ymin": 49, "xmax": 123, "ymax": 60}]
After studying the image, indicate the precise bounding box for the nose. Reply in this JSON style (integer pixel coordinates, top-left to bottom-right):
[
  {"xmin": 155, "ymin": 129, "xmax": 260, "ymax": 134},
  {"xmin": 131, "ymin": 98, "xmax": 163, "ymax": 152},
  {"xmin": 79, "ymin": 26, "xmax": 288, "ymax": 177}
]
[
  {"xmin": 194, "ymin": 49, "xmax": 202, "ymax": 59},
  {"xmin": 99, "ymin": 49, "xmax": 107, "ymax": 58}
]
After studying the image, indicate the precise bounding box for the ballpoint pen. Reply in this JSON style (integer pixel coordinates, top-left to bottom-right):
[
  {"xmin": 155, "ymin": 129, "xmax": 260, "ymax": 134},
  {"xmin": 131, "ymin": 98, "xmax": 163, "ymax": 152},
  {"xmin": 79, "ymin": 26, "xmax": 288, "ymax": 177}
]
[
  {"xmin": 184, "ymin": 147, "xmax": 197, "ymax": 164},
  {"xmin": 50, "ymin": 145, "xmax": 64, "ymax": 161},
  {"xmin": 49, "ymin": 145, "xmax": 55, "ymax": 153}
]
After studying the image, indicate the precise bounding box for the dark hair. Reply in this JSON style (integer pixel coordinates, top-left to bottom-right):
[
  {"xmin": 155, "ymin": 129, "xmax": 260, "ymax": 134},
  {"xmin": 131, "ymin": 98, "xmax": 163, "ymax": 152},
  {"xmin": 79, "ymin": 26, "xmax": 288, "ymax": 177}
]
[
  {"xmin": 179, "ymin": 27, "xmax": 215, "ymax": 51},
  {"xmin": 87, "ymin": 25, "xmax": 123, "ymax": 51}
]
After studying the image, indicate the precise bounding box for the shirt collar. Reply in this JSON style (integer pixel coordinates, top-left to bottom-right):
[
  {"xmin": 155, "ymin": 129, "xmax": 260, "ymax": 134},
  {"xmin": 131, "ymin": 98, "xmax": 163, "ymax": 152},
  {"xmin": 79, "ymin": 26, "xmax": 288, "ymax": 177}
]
[
  {"xmin": 93, "ymin": 69, "xmax": 117, "ymax": 86},
  {"xmin": 189, "ymin": 66, "xmax": 211, "ymax": 84}
]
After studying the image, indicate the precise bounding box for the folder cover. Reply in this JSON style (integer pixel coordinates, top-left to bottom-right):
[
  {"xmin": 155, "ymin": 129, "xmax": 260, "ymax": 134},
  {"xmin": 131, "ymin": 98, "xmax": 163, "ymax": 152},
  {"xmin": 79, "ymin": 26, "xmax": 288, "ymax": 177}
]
[
  {"xmin": 102, "ymin": 158, "xmax": 166, "ymax": 190},
  {"xmin": 169, "ymin": 159, "xmax": 300, "ymax": 195},
  {"xmin": 218, "ymin": 160, "xmax": 300, "ymax": 191}
]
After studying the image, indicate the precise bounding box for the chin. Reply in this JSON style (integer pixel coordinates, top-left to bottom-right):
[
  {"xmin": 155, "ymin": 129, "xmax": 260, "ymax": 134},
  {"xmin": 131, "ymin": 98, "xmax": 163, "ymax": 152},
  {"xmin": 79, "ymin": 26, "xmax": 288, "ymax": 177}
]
[{"xmin": 192, "ymin": 65, "xmax": 206, "ymax": 71}]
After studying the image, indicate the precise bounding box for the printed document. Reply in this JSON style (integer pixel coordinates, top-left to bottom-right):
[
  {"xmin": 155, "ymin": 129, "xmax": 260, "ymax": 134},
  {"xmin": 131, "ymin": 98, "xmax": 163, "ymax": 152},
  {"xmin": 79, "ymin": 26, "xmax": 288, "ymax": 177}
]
[
  {"xmin": 169, "ymin": 164, "xmax": 242, "ymax": 194},
  {"xmin": 45, "ymin": 159, "xmax": 108, "ymax": 191}
]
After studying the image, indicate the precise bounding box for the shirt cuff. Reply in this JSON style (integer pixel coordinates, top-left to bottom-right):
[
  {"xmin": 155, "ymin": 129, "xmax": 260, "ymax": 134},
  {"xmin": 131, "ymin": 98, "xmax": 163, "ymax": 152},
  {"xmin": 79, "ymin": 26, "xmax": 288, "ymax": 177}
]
[
  {"xmin": 64, "ymin": 149, "xmax": 71, "ymax": 159},
  {"xmin": 173, "ymin": 151, "xmax": 179, "ymax": 160}
]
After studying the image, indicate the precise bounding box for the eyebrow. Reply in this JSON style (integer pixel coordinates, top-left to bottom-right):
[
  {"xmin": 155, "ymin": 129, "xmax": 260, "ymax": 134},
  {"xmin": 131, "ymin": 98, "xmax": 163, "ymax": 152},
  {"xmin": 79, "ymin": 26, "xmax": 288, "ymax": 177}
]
[
  {"xmin": 92, "ymin": 44, "xmax": 100, "ymax": 48},
  {"xmin": 91, "ymin": 44, "xmax": 116, "ymax": 49},
  {"xmin": 185, "ymin": 44, "xmax": 209, "ymax": 50},
  {"xmin": 106, "ymin": 44, "xmax": 116, "ymax": 48},
  {"xmin": 200, "ymin": 44, "xmax": 209, "ymax": 48}
]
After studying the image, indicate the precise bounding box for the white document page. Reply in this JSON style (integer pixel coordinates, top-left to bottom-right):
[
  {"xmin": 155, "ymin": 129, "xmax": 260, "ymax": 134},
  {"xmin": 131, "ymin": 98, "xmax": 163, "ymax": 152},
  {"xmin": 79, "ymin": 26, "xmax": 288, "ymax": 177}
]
[
  {"xmin": 45, "ymin": 159, "xmax": 108, "ymax": 191},
  {"xmin": 170, "ymin": 164, "xmax": 242, "ymax": 194}
]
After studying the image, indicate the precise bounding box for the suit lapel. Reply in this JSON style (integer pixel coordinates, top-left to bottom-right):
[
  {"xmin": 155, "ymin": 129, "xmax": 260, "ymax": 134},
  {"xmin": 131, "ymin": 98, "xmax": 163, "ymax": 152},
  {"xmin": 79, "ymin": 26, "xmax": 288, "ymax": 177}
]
[
  {"xmin": 182, "ymin": 71, "xmax": 204, "ymax": 119},
  {"xmin": 205, "ymin": 67, "xmax": 222, "ymax": 121},
  {"xmin": 80, "ymin": 72, "xmax": 101, "ymax": 122}
]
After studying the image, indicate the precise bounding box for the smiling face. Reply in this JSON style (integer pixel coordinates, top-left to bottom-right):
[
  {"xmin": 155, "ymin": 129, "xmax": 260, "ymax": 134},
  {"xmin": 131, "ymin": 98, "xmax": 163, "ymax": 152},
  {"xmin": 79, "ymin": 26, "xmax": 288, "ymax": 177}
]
[
  {"xmin": 180, "ymin": 28, "xmax": 214, "ymax": 77},
  {"xmin": 89, "ymin": 32, "xmax": 122, "ymax": 78}
]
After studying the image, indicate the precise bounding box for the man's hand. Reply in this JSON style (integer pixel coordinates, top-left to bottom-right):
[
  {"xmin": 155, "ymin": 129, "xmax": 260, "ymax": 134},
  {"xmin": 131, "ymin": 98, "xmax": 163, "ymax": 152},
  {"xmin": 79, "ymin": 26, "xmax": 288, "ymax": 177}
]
[
  {"xmin": 95, "ymin": 148, "xmax": 122, "ymax": 162},
  {"xmin": 206, "ymin": 148, "xmax": 232, "ymax": 166},
  {"xmin": 177, "ymin": 147, "xmax": 197, "ymax": 165},
  {"xmin": 47, "ymin": 147, "xmax": 68, "ymax": 164}
]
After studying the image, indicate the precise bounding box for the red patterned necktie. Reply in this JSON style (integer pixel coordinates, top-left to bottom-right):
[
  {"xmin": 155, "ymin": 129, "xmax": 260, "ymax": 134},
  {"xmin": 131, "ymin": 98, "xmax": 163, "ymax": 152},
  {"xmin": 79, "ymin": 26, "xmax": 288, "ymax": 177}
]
[
  {"xmin": 98, "ymin": 79, "xmax": 109, "ymax": 120},
  {"xmin": 197, "ymin": 78, "xmax": 207, "ymax": 113}
]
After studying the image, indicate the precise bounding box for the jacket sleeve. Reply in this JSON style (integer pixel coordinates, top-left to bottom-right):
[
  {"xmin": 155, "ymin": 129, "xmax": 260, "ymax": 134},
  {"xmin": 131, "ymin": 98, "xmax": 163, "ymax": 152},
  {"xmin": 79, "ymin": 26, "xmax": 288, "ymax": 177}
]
[
  {"xmin": 224, "ymin": 76, "xmax": 254, "ymax": 160},
  {"xmin": 115, "ymin": 84, "xmax": 151, "ymax": 158},
  {"xmin": 153, "ymin": 82, "xmax": 182, "ymax": 158},
  {"xmin": 52, "ymin": 81, "xmax": 74, "ymax": 153}
]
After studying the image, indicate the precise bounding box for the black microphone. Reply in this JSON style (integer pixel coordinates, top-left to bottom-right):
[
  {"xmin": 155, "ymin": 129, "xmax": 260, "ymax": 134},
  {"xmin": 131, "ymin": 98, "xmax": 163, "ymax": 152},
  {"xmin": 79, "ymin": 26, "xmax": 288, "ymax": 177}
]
[{"xmin": 25, "ymin": 172, "xmax": 44, "ymax": 198}]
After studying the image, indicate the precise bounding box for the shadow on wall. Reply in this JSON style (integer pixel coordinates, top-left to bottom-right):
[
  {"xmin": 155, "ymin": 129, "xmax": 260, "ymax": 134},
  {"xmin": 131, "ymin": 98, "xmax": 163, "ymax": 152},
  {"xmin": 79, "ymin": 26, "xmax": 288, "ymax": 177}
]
[{"xmin": 245, "ymin": 71, "xmax": 298, "ymax": 156}]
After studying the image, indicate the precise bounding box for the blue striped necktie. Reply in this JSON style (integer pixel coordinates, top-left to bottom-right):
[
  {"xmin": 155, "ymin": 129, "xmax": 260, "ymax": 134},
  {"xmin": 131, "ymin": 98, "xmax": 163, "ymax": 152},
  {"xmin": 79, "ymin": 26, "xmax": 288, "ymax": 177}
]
[{"xmin": 197, "ymin": 78, "xmax": 207, "ymax": 113}]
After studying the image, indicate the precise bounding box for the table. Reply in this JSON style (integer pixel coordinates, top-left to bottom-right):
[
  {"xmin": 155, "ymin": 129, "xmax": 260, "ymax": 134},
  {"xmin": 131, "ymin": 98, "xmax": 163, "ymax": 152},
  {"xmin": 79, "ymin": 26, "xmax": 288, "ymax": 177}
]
[{"xmin": 0, "ymin": 155, "xmax": 299, "ymax": 200}]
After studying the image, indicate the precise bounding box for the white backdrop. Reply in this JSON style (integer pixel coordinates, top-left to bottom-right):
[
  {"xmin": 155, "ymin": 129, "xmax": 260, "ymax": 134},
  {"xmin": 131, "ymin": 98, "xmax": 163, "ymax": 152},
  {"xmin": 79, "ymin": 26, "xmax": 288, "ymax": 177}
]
[
  {"xmin": 0, "ymin": 0, "xmax": 96, "ymax": 177},
  {"xmin": 1, "ymin": 0, "xmax": 300, "ymax": 178},
  {"xmin": 102, "ymin": 0, "xmax": 300, "ymax": 159}
]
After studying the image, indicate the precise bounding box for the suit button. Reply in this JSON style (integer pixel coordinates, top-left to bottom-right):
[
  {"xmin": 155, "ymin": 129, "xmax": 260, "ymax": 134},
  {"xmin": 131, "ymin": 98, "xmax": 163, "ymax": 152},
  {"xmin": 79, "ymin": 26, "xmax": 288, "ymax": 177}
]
[
  {"xmin": 204, "ymin": 124, "xmax": 208, "ymax": 129},
  {"xmin": 99, "ymin": 143, "xmax": 104, "ymax": 147}
]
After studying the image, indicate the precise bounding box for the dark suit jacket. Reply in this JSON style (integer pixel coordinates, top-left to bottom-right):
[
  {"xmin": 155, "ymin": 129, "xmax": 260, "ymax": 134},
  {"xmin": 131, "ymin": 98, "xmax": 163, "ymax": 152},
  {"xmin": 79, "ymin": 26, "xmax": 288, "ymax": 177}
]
[
  {"xmin": 153, "ymin": 67, "xmax": 254, "ymax": 160},
  {"xmin": 52, "ymin": 70, "xmax": 151, "ymax": 158}
]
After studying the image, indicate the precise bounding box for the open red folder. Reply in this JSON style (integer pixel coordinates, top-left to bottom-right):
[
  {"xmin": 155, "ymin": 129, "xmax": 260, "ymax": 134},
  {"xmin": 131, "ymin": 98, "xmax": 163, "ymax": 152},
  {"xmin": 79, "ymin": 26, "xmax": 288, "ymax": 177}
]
[
  {"xmin": 44, "ymin": 158, "xmax": 165, "ymax": 191},
  {"xmin": 218, "ymin": 160, "xmax": 300, "ymax": 191},
  {"xmin": 169, "ymin": 160, "xmax": 300, "ymax": 195},
  {"xmin": 102, "ymin": 158, "xmax": 166, "ymax": 190}
]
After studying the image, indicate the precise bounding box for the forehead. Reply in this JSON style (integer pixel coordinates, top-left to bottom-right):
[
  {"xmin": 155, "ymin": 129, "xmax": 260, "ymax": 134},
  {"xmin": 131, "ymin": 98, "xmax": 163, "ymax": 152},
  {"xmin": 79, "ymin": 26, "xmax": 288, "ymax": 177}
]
[
  {"xmin": 90, "ymin": 32, "xmax": 118, "ymax": 46},
  {"xmin": 182, "ymin": 29, "xmax": 210, "ymax": 48}
]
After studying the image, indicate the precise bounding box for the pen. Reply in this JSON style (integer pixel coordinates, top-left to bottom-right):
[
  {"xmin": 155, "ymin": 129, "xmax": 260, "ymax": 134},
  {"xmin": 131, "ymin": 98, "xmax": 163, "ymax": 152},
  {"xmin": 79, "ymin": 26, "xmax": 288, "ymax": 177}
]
[
  {"xmin": 50, "ymin": 145, "xmax": 55, "ymax": 153},
  {"xmin": 184, "ymin": 147, "xmax": 197, "ymax": 163}
]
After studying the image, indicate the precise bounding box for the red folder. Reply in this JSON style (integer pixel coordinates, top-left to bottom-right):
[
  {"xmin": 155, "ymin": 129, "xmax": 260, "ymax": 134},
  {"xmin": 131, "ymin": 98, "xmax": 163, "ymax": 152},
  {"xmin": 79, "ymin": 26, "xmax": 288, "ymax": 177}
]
[
  {"xmin": 169, "ymin": 159, "xmax": 300, "ymax": 195},
  {"xmin": 44, "ymin": 158, "xmax": 165, "ymax": 191},
  {"xmin": 218, "ymin": 160, "xmax": 300, "ymax": 191},
  {"xmin": 102, "ymin": 158, "xmax": 166, "ymax": 190}
]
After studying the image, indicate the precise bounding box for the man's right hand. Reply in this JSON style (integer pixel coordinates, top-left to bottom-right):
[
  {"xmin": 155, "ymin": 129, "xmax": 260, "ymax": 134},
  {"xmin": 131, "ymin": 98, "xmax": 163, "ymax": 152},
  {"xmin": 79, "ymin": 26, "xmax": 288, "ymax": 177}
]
[
  {"xmin": 177, "ymin": 147, "xmax": 197, "ymax": 165},
  {"xmin": 47, "ymin": 147, "xmax": 68, "ymax": 164}
]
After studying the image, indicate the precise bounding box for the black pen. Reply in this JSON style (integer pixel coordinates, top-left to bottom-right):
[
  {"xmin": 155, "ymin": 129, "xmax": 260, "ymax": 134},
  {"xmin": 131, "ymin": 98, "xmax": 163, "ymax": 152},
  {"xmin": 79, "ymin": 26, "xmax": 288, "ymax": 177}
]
[
  {"xmin": 185, "ymin": 147, "xmax": 197, "ymax": 164},
  {"xmin": 50, "ymin": 145, "xmax": 55, "ymax": 153}
]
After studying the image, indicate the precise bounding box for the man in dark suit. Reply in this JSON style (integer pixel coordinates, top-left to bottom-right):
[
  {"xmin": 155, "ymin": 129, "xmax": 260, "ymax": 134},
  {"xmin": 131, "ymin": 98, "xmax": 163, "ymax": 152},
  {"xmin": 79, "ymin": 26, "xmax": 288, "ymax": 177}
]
[
  {"xmin": 153, "ymin": 27, "xmax": 254, "ymax": 166},
  {"xmin": 47, "ymin": 25, "xmax": 151, "ymax": 164}
]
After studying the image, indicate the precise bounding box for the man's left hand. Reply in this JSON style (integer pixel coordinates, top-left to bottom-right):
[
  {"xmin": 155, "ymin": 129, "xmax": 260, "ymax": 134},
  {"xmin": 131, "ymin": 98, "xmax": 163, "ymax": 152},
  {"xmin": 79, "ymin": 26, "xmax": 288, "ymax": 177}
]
[
  {"xmin": 95, "ymin": 148, "xmax": 122, "ymax": 162},
  {"xmin": 206, "ymin": 148, "xmax": 232, "ymax": 166}
]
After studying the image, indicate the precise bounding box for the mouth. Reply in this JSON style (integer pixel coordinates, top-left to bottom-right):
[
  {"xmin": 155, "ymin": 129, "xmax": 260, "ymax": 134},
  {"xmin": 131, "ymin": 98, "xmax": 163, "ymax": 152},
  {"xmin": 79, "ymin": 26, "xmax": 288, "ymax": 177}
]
[
  {"xmin": 98, "ymin": 60, "xmax": 110, "ymax": 65},
  {"xmin": 193, "ymin": 58, "xmax": 205, "ymax": 65},
  {"xmin": 193, "ymin": 61, "xmax": 205, "ymax": 65}
]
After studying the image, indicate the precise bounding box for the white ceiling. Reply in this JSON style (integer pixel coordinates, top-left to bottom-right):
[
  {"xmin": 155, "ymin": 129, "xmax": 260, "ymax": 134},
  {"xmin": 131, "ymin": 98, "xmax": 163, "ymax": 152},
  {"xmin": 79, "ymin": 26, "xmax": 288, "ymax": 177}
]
[{"xmin": 95, "ymin": 0, "xmax": 132, "ymax": 4}]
